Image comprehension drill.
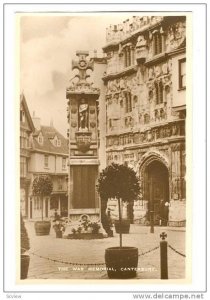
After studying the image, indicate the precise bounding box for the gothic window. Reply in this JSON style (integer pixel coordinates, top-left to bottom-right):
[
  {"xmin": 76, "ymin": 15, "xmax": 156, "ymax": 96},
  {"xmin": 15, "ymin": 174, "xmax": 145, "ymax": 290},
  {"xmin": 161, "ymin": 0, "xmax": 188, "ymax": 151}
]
[
  {"xmin": 160, "ymin": 108, "xmax": 165, "ymax": 120},
  {"xmin": 38, "ymin": 133, "xmax": 43, "ymax": 144},
  {"xmin": 124, "ymin": 46, "xmax": 135, "ymax": 67},
  {"xmin": 155, "ymin": 109, "xmax": 159, "ymax": 121},
  {"xmin": 155, "ymin": 81, "xmax": 163, "ymax": 105},
  {"xmin": 144, "ymin": 114, "xmax": 150, "ymax": 124},
  {"xmin": 179, "ymin": 58, "xmax": 186, "ymax": 89},
  {"xmin": 125, "ymin": 91, "xmax": 132, "ymax": 113},
  {"xmin": 148, "ymin": 90, "xmax": 153, "ymax": 101},
  {"xmin": 153, "ymin": 32, "xmax": 163, "ymax": 55},
  {"xmin": 133, "ymin": 95, "xmax": 138, "ymax": 105}
]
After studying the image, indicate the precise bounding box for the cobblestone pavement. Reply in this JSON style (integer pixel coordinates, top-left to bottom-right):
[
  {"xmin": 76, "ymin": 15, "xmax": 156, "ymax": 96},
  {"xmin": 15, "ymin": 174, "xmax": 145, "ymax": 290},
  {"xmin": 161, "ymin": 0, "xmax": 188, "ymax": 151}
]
[{"xmin": 25, "ymin": 221, "xmax": 186, "ymax": 280}]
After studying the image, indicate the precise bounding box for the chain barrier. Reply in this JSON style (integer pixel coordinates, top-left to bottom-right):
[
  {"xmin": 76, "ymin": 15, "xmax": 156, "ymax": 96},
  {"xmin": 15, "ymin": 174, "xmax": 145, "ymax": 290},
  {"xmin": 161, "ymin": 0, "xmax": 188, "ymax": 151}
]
[
  {"xmin": 168, "ymin": 244, "xmax": 186, "ymax": 258},
  {"xmin": 138, "ymin": 245, "xmax": 159, "ymax": 257},
  {"xmin": 22, "ymin": 248, "xmax": 106, "ymax": 266},
  {"xmin": 22, "ymin": 245, "xmax": 160, "ymax": 267}
]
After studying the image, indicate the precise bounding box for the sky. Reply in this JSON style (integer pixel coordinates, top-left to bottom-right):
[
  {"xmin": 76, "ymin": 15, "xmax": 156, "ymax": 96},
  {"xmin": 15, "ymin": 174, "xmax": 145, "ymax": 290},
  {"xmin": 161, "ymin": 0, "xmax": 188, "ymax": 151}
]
[{"xmin": 20, "ymin": 13, "xmax": 133, "ymax": 136}]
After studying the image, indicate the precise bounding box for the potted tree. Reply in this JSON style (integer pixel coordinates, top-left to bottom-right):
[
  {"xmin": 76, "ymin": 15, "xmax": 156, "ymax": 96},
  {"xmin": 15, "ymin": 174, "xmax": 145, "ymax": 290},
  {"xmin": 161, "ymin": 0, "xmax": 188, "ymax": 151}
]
[
  {"xmin": 20, "ymin": 214, "xmax": 30, "ymax": 279},
  {"xmin": 32, "ymin": 175, "xmax": 53, "ymax": 236},
  {"xmin": 97, "ymin": 163, "xmax": 140, "ymax": 279}
]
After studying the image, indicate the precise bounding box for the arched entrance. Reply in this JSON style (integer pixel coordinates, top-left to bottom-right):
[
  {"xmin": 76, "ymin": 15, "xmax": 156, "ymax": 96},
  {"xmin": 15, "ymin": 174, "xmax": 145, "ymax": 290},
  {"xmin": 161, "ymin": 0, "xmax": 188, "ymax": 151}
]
[{"xmin": 144, "ymin": 160, "xmax": 169, "ymax": 225}]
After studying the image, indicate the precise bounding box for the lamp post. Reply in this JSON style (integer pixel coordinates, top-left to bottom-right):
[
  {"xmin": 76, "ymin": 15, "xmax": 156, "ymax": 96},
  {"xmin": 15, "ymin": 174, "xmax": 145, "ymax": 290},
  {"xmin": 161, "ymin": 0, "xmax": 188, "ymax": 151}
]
[{"xmin": 150, "ymin": 177, "xmax": 154, "ymax": 233}]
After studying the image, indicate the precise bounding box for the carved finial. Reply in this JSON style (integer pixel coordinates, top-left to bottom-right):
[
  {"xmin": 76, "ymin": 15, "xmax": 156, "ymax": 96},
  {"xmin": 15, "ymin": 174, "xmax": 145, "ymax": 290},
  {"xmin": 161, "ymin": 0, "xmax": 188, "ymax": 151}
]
[
  {"xmin": 72, "ymin": 51, "xmax": 94, "ymax": 83},
  {"xmin": 160, "ymin": 232, "xmax": 167, "ymax": 240}
]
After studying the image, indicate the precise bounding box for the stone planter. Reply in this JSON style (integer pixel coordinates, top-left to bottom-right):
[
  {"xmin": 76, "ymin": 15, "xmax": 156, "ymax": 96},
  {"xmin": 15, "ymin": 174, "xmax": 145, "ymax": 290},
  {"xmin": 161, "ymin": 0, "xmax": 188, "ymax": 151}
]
[
  {"xmin": 105, "ymin": 246, "xmax": 138, "ymax": 279},
  {"xmin": 114, "ymin": 220, "xmax": 130, "ymax": 234},
  {"xmin": 34, "ymin": 221, "xmax": 51, "ymax": 236},
  {"xmin": 21, "ymin": 254, "xmax": 30, "ymax": 279}
]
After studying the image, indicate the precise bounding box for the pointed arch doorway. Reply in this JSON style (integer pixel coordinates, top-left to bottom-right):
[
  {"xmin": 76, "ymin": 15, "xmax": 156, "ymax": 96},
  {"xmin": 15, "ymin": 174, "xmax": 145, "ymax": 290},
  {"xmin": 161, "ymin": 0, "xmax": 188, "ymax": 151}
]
[{"xmin": 144, "ymin": 160, "xmax": 169, "ymax": 225}]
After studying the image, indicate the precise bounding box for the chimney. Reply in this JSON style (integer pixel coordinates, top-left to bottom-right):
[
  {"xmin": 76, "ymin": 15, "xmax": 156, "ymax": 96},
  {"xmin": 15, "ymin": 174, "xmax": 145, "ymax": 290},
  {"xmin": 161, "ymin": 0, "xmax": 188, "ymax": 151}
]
[{"xmin": 32, "ymin": 111, "xmax": 41, "ymax": 130}]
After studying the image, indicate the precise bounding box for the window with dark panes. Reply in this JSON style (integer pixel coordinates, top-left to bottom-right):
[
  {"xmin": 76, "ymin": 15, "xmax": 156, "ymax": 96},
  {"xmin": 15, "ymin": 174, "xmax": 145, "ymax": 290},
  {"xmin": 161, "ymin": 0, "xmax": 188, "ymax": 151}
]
[
  {"xmin": 153, "ymin": 33, "xmax": 162, "ymax": 55},
  {"xmin": 179, "ymin": 58, "xmax": 186, "ymax": 89},
  {"xmin": 155, "ymin": 81, "xmax": 163, "ymax": 105}
]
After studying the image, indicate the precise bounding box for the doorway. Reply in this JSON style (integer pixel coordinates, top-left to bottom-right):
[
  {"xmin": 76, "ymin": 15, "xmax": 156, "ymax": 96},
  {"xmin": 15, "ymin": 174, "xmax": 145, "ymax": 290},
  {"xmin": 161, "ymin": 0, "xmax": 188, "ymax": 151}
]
[
  {"xmin": 60, "ymin": 196, "xmax": 68, "ymax": 217},
  {"xmin": 144, "ymin": 160, "xmax": 169, "ymax": 225}
]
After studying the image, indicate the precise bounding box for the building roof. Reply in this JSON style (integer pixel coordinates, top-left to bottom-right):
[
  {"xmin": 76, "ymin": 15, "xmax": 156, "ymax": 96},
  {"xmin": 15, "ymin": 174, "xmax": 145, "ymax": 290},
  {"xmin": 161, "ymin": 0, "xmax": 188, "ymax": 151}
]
[
  {"xmin": 20, "ymin": 93, "xmax": 35, "ymax": 132},
  {"xmin": 33, "ymin": 125, "xmax": 68, "ymax": 155}
]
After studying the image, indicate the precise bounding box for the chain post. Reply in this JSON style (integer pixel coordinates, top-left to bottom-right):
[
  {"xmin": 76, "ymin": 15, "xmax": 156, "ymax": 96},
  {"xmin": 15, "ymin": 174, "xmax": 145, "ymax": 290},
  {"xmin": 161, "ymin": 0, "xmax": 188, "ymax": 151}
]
[{"xmin": 160, "ymin": 232, "xmax": 168, "ymax": 279}]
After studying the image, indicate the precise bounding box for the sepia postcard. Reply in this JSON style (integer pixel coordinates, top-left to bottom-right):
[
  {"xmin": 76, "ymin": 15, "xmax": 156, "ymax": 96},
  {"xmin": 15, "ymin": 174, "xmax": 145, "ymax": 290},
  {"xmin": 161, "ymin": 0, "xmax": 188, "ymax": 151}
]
[
  {"xmin": 2, "ymin": 2, "xmax": 208, "ymax": 296},
  {"xmin": 18, "ymin": 11, "xmax": 190, "ymax": 284}
]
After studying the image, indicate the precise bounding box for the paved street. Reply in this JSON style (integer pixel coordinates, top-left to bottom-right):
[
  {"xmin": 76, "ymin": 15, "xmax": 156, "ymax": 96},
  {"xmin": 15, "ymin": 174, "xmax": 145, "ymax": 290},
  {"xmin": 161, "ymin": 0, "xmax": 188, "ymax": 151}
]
[{"xmin": 25, "ymin": 221, "xmax": 185, "ymax": 280}]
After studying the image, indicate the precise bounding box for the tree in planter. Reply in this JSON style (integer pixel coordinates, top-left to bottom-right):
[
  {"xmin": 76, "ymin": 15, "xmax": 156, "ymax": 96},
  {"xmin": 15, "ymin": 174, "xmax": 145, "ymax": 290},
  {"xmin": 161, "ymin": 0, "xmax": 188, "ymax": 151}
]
[
  {"xmin": 20, "ymin": 213, "xmax": 30, "ymax": 279},
  {"xmin": 32, "ymin": 175, "xmax": 53, "ymax": 220},
  {"xmin": 97, "ymin": 163, "xmax": 140, "ymax": 279},
  {"xmin": 97, "ymin": 163, "xmax": 140, "ymax": 246},
  {"xmin": 32, "ymin": 175, "xmax": 53, "ymax": 235}
]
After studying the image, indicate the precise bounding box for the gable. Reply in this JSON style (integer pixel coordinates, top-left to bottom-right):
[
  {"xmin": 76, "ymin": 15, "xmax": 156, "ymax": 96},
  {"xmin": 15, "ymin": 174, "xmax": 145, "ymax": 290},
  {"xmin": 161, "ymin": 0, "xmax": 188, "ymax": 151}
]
[{"xmin": 20, "ymin": 94, "xmax": 35, "ymax": 132}]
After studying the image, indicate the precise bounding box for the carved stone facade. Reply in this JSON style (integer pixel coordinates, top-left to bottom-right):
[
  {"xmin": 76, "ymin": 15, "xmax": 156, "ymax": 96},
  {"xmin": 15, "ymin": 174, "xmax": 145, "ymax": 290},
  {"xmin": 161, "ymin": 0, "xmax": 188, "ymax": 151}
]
[{"xmin": 103, "ymin": 16, "xmax": 186, "ymax": 226}]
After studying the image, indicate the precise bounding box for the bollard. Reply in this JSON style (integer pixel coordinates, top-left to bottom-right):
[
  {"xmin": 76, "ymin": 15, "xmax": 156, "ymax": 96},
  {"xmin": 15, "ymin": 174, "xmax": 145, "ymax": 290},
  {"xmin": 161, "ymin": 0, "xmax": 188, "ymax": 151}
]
[{"xmin": 160, "ymin": 232, "xmax": 168, "ymax": 279}]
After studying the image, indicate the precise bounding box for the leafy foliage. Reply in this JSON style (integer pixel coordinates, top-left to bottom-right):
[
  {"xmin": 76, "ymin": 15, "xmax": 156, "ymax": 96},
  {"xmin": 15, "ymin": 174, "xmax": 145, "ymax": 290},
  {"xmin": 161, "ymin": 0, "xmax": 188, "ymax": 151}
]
[
  {"xmin": 97, "ymin": 163, "xmax": 140, "ymax": 202},
  {"xmin": 53, "ymin": 219, "xmax": 66, "ymax": 233},
  {"xmin": 71, "ymin": 217, "xmax": 101, "ymax": 235},
  {"xmin": 32, "ymin": 175, "xmax": 53, "ymax": 196},
  {"xmin": 21, "ymin": 214, "xmax": 30, "ymax": 254}
]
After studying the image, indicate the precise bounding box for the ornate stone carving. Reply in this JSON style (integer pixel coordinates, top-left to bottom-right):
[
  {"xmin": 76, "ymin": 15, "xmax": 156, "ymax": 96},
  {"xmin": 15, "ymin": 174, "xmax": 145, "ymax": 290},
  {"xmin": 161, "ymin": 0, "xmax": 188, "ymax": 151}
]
[
  {"xmin": 162, "ymin": 63, "xmax": 168, "ymax": 75},
  {"xmin": 71, "ymin": 121, "xmax": 77, "ymax": 128},
  {"xmin": 75, "ymin": 132, "xmax": 92, "ymax": 152},
  {"xmin": 155, "ymin": 66, "xmax": 161, "ymax": 77},
  {"xmin": 166, "ymin": 22, "xmax": 186, "ymax": 52},
  {"xmin": 171, "ymin": 143, "xmax": 182, "ymax": 151},
  {"xmin": 67, "ymin": 51, "xmax": 100, "ymax": 95},
  {"xmin": 89, "ymin": 108, "xmax": 95, "ymax": 114},
  {"xmin": 148, "ymin": 68, "xmax": 154, "ymax": 80},
  {"xmin": 78, "ymin": 99, "xmax": 89, "ymax": 131},
  {"xmin": 71, "ymin": 108, "xmax": 77, "ymax": 114},
  {"xmin": 147, "ymin": 130, "xmax": 154, "ymax": 142},
  {"xmin": 113, "ymin": 137, "xmax": 119, "ymax": 145},
  {"xmin": 148, "ymin": 89, "xmax": 153, "ymax": 101},
  {"xmin": 135, "ymin": 35, "xmax": 148, "ymax": 63},
  {"xmin": 90, "ymin": 122, "xmax": 96, "ymax": 128}
]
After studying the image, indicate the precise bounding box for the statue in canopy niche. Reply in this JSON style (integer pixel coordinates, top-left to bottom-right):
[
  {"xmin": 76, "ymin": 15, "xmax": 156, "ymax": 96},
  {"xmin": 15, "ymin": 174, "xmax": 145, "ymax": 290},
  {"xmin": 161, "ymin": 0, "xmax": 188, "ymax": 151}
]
[{"xmin": 79, "ymin": 98, "xmax": 88, "ymax": 131}]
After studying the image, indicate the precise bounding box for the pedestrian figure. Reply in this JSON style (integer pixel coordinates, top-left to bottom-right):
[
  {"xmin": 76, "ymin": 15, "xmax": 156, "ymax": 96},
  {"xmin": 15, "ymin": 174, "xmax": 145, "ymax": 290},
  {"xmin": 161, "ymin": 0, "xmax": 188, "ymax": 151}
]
[
  {"xmin": 54, "ymin": 209, "xmax": 60, "ymax": 221},
  {"xmin": 106, "ymin": 208, "xmax": 113, "ymax": 237},
  {"xmin": 164, "ymin": 201, "xmax": 170, "ymax": 226},
  {"xmin": 159, "ymin": 200, "xmax": 165, "ymax": 226}
]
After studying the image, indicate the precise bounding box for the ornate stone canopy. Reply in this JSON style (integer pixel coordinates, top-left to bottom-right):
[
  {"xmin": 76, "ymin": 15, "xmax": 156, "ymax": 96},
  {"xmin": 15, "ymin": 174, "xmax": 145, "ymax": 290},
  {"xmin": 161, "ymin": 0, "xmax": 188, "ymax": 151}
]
[{"xmin": 66, "ymin": 51, "xmax": 100, "ymax": 96}]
